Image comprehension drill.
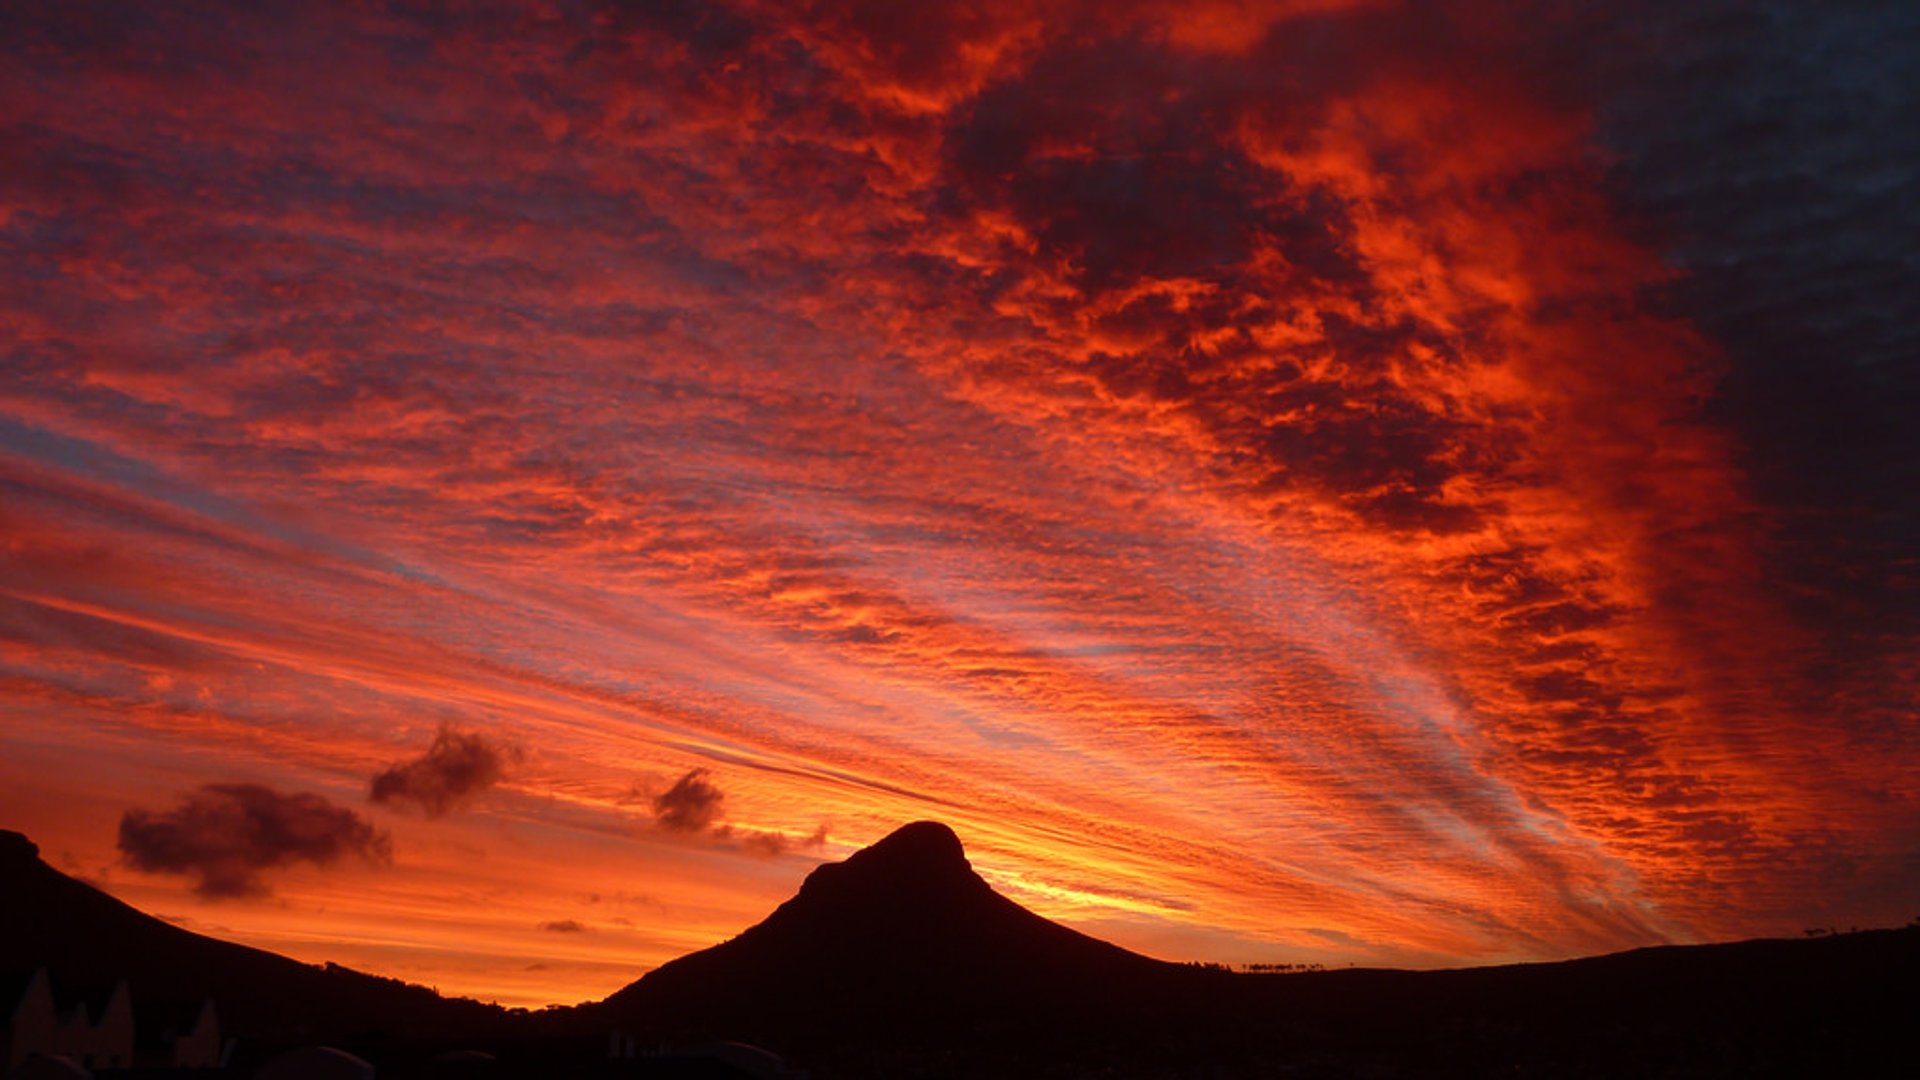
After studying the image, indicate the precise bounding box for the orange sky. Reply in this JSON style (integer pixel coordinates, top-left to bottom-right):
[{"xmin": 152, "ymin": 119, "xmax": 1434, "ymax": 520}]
[{"xmin": 3, "ymin": 0, "xmax": 1916, "ymax": 1008}]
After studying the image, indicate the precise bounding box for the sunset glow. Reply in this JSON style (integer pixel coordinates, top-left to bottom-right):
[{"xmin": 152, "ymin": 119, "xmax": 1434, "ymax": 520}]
[{"xmin": 3, "ymin": 1, "xmax": 1915, "ymax": 1008}]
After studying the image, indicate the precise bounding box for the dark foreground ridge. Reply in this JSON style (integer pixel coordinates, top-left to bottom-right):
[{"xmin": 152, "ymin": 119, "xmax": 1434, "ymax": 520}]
[
  {"xmin": 590, "ymin": 822, "xmax": 1920, "ymax": 1077},
  {"xmin": 6, "ymin": 823, "xmax": 1920, "ymax": 1078},
  {"xmin": 0, "ymin": 828, "xmax": 506, "ymax": 1049}
]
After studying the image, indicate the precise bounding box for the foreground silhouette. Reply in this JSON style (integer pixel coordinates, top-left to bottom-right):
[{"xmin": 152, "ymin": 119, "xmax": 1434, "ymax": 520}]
[
  {"xmin": 6, "ymin": 825, "xmax": 1918, "ymax": 1077},
  {"xmin": 0, "ymin": 830, "xmax": 504, "ymax": 1057}
]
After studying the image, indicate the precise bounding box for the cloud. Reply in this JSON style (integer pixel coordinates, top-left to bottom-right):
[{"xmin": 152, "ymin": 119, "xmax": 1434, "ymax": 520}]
[
  {"xmin": 118, "ymin": 783, "xmax": 391, "ymax": 898},
  {"xmin": 369, "ymin": 726, "xmax": 515, "ymax": 817},
  {"xmin": 537, "ymin": 919, "xmax": 588, "ymax": 933},
  {"xmin": 722, "ymin": 822, "xmax": 831, "ymax": 858},
  {"xmin": 644, "ymin": 768, "xmax": 827, "ymax": 858},
  {"xmin": 650, "ymin": 768, "xmax": 725, "ymax": 833}
]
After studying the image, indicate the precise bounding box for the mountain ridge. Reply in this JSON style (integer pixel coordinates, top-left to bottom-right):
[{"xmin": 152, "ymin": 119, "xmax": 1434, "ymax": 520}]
[
  {"xmin": 0, "ymin": 828, "xmax": 506, "ymax": 1044},
  {"xmin": 6, "ymin": 824, "xmax": 1918, "ymax": 1077},
  {"xmin": 589, "ymin": 822, "xmax": 1920, "ymax": 1076}
]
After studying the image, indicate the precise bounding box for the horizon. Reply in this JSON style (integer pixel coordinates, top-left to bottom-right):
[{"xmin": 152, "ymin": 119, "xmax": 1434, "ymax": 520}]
[
  {"xmin": 10, "ymin": 819, "xmax": 1913, "ymax": 1013},
  {"xmin": 2, "ymin": 2, "xmax": 1915, "ymax": 1010}
]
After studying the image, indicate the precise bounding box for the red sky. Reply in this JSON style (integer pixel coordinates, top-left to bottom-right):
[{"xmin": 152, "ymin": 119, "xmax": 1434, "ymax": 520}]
[{"xmin": 3, "ymin": 1, "xmax": 1916, "ymax": 1007}]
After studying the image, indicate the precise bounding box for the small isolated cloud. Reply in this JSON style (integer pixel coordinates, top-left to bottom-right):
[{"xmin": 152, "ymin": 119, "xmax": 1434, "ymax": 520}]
[
  {"xmin": 639, "ymin": 768, "xmax": 826, "ymax": 857},
  {"xmin": 118, "ymin": 783, "xmax": 391, "ymax": 899},
  {"xmin": 737, "ymin": 830, "xmax": 787, "ymax": 857},
  {"xmin": 651, "ymin": 768, "xmax": 724, "ymax": 832},
  {"xmin": 538, "ymin": 919, "xmax": 589, "ymax": 933},
  {"xmin": 369, "ymin": 726, "xmax": 516, "ymax": 817},
  {"xmin": 723, "ymin": 822, "xmax": 831, "ymax": 858}
]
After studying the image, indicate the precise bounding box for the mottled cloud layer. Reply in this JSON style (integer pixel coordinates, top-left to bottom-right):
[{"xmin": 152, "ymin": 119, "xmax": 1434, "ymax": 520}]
[
  {"xmin": 2, "ymin": 0, "xmax": 1914, "ymax": 1003},
  {"xmin": 118, "ymin": 784, "xmax": 390, "ymax": 898}
]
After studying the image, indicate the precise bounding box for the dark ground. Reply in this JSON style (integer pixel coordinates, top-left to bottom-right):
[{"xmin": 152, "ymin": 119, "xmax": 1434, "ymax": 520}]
[{"xmin": 7, "ymin": 825, "xmax": 1917, "ymax": 1079}]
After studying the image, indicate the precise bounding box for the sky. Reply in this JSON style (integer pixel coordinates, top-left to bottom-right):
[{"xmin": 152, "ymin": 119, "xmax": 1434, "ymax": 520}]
[{"xmin": 2, "ymin": 1, "xmax": 1916, "ymax": 1009}]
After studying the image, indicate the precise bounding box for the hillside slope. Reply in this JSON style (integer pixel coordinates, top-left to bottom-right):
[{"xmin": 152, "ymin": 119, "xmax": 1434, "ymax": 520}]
[{"xmin": 0, "ymin": 829, "xmax": 505, "ymax": 1044}]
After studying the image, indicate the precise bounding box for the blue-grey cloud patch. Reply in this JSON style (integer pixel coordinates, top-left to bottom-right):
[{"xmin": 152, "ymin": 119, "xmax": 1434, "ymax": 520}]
[{"xmin": 1597, "ymin": 0, "xmax": 1920, "ymax": 655}]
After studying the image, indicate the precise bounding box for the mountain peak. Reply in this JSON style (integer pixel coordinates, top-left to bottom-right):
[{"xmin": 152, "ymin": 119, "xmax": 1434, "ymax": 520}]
[
  {"xmin": 847, "ymin": 820, "xmax": 966, "ymax": 869},
  {"xmin": 601, "ymin": 817, "xmax": 1176, "ymax": 1034},
  {"xmin": 792, "ymin": 820, "xmax": 982, "ymax": 906},
  {"xmin": 1, "ymin": 829, "xmax": 39, "ymax": 863}
]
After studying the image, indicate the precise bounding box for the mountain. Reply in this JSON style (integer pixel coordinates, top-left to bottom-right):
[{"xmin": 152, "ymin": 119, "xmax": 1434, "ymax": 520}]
[
  {"xmin": 0, "ymin": 829, "xmax": 506, "ymax": 1046},
  {"xmin": 595, "ymin": 822, "xmax": 1920, "ymax": 1078},
  {"xmin": 603, "ymin": 821, "xmax": 1190, "ymax": 1019},
  {"xmin": 597, "ymin": 820, "xmax": 1230, "ymax": 1074},
  {"xmin": 8, "ymin": 822, "xmax": 1918, "ymax": 1078}
]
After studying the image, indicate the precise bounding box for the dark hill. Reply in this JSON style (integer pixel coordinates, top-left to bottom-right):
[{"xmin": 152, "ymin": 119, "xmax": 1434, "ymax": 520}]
[
  {"xmin": 600, "ymin": 822, "xmax": 1200, "ymax": 1040},
  {"xmin": 595, "ymin": 822, "xmax": 1920, "ymax": 1078},
  {"xmin": 0, "ymin": 829, "xmax": 506, "ymax": 1046},
  {"xmin": 8, "ymin": 823, "xmax": 1919, "ymax": 1078}
]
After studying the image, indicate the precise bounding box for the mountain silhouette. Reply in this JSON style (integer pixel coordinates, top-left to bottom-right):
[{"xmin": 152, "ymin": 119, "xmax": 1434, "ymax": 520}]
[
  {"xmin": 7, "ymin": 823, "xmax": 1919, "ymax": 1078},
  {"xmin": 603, "ymin": 821, "xmax": 1181, "ymax": 1027},
  {"xmin": 0, "ymin": 830, "xmax": 503, "ymax": 1045},
  {"xmin": 594, "ymin": 822, "xmax": 1920, "ymax": 1077},
  {"xmin": 596, "ymin": 821, "xmax": 1219, "ymax": 1072}
]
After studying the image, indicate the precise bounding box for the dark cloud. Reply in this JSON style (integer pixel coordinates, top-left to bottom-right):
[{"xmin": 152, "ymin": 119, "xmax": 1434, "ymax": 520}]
[
  {"xmin": 643, "ymin": 769, "xmax": 825, "ymax": 856},
  {"xmin": 369, "ymin": 726, "xmax": 515, "ymax": 817},
  {"xmin": 538, "ymin": 918, "xmax": 588, "ymax": 933},
  {"xmin": 721, "ymin": 822, "xmax": 831, "ymax": 858},
  {"xmin": 945, "ymin": 36, "xmax": 1305, "ymax": 292},
  {"xmin": 650, "ymin": 768, "xmax": 724, "ymax": 833},
  {"xmin": 1597, "ymin": 0, "xmax": 1920, "ymax": 658},
  {"xmin": 118, "ymin": 783, "xmax": 390, "ymax": 898}
]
